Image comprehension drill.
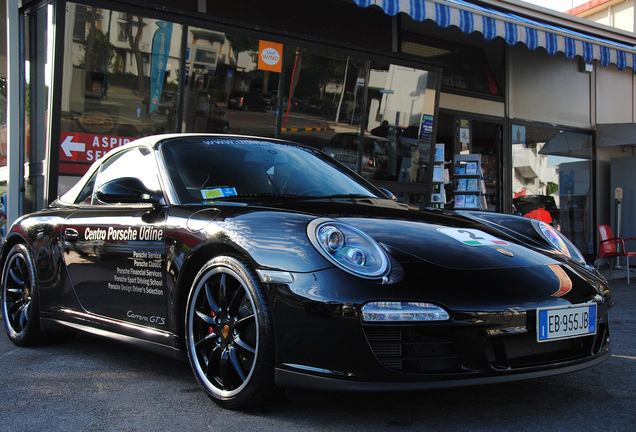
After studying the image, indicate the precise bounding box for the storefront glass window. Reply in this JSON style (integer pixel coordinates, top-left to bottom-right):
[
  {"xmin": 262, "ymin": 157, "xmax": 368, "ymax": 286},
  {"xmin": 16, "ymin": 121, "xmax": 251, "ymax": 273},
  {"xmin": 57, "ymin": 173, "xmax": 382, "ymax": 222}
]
[
  {"xmin": 281, "ymin": 47, "xmax": 439, "ymax": 205},
  {"xmin": 435, "ymin": 114, "xmax": 502, "ymax": 212},
  {"xmin": 59, "ymin": 3, "xmax": 182, "ymax": 191},
  {"xmin": 56, "ymin": 6, "xmax": 439, "ymax": 203},
  {"xmin": 181, "ymin": 28, "xmax": 278, "ymax": 137},
  {"xmin": 512, "ymin": 124, "xmax": 593, "ymax": 255}
]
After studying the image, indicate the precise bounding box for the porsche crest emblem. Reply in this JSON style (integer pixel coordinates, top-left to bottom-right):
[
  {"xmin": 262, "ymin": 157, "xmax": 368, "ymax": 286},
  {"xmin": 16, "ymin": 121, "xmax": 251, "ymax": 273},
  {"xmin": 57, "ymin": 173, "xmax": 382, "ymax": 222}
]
[
  {"xmin": 496, "ymin": 248, "xmax": 514, "ymax": 257},
  {"xmin": 221, "ymin": 325, "xmax": 230, "ymax": 339}
]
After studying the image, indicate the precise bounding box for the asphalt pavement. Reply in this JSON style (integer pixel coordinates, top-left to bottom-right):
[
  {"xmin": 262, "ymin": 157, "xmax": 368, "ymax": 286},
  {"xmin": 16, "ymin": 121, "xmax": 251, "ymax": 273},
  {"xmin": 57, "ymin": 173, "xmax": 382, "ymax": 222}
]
[{"xmin": 0, "ymin": 274, "xmax": 634, "ymax": 431}]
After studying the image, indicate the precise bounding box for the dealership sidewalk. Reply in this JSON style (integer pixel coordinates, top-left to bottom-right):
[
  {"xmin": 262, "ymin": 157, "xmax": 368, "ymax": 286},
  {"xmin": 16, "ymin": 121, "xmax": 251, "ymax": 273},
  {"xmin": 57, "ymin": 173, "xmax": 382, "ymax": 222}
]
[{"xmin": 596, "ymin": 264, "xmax": 635, "ymax": 284}]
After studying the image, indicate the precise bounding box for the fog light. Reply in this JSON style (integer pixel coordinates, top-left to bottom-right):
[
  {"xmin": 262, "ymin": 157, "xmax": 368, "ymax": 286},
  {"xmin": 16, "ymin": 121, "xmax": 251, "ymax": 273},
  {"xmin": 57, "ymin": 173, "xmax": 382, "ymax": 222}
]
[{"xmin": 361, "ymin": 302, "xmax": 450, "ymax": 322}]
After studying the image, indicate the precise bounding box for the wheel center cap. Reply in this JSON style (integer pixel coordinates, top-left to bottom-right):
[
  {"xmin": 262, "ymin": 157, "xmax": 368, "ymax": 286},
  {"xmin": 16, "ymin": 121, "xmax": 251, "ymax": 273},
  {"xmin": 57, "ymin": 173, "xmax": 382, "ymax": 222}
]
[{"xmin": 221, "ymin": 325, "xmax": 230, "ymax": 340}]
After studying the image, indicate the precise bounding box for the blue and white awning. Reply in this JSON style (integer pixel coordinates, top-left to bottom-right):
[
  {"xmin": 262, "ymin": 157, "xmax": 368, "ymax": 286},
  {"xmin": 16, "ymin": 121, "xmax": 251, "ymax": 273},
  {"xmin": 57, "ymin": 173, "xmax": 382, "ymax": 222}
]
[{"xmin": 353, "ymin": 0, "xmax": 636, "ymax": 72}]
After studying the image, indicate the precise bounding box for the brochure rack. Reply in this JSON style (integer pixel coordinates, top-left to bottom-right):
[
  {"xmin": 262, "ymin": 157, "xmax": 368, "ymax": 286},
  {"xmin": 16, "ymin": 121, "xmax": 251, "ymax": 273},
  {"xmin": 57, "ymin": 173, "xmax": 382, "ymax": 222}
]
[{"xmin": 453, "ymin": 154, "xmax": 482, "ymax": 210}]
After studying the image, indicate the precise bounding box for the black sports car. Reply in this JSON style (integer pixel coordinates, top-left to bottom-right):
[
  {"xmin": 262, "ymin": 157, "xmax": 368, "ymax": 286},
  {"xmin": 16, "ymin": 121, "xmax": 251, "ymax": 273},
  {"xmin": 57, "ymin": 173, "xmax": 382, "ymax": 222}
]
[{"xmin": 1, "ymin": 134, "xmax": 612, "ymax": 410}]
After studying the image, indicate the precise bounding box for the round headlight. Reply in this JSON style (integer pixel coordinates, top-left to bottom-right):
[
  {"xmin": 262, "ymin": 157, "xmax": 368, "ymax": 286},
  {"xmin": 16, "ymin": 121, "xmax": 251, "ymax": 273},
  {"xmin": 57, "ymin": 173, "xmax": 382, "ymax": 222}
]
[
  {"xmin": 308, "ymin": 219, "xmax": 390, "ymax": 279},
  {"xmin": 535, "ymin": 221, "xmax": 586, "ymax": 263},
  {"xmin": 538, "ymin": 222, "xmax": 570, "ymax": 257}
]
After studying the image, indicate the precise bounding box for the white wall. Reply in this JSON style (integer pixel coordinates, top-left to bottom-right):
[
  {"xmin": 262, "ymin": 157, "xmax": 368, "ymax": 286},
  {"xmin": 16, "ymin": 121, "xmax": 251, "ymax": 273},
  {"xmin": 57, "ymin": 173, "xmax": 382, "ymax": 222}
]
[
  {"xmin": 612, "ymin": 1, "xmax": 636, "ymax": 32},
  {"xmin": 596, "ymin": 63, "xmax": 635, "ymax": 124},
  {"xmin": 582, "ymin": 0, "xmax": 635, "ymax": 33},
  {"xmin": 508, "ymin": 44, "xmax": 592, "ymax": 128}
]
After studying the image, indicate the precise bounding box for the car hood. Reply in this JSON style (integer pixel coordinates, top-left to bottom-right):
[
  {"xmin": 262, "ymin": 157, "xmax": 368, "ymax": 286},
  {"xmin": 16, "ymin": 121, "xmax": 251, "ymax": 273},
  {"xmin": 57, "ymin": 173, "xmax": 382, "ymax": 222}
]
[
  {"xmin": 340, "ymin": 217, "xmax": 558, "ymax": 270},
  {"xmin": 210, "ymin": 197, "xmax": 560, "ymax": 271}
]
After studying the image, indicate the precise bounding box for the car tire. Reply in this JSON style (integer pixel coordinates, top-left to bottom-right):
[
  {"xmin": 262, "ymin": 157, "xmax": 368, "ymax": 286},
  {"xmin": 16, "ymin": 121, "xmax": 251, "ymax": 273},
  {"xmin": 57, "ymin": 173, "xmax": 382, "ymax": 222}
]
[
  {"xmin": 2, "ymin": 244, "xmax": 43, "ymax": 346},
  {"xmin": 185, "ymin": 255, "xmax": 276, "ymax": 410}
]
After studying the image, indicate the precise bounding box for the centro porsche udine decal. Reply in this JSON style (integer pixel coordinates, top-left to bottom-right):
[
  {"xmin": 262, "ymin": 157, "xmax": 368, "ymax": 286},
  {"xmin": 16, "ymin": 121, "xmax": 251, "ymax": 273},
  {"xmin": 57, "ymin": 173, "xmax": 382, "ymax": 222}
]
[{"xmin": 438, "ymin": 228, "xmax": 508, "ymax": 246}]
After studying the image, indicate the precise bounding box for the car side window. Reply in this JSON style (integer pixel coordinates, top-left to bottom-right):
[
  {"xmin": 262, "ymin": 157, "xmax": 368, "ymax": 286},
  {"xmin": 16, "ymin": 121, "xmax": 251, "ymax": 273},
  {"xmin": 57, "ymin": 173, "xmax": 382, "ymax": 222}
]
[
  {"xmin": 74, "ymin": 170, "xmax": 98, "ymax": 205},
  {"xmin": 92, "ymin": 146, "xmax": 162, "ymax": 205}
]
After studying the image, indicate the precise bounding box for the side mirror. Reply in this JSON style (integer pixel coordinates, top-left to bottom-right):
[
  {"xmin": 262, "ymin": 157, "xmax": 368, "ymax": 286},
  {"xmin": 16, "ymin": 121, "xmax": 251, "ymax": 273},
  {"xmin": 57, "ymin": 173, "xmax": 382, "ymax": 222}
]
[{"xmin": 96, "ymin": 177, "xmax": 162, "ymax": 204}]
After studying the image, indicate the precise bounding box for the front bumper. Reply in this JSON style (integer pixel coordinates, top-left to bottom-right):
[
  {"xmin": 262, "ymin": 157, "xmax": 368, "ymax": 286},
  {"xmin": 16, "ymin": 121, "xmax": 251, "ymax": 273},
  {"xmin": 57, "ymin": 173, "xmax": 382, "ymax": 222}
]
[
  {"xmin": 267, "ymin": 263, "xmax": 612, "ymax": 391},
  {"xmin": 275, "ymin": 349, "xmax": 610, "ymax": 392}
]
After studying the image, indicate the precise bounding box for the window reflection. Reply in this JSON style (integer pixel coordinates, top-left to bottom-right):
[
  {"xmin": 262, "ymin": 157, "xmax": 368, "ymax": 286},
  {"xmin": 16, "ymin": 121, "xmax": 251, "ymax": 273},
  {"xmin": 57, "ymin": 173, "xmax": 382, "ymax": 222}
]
[
  {"xmin": 512, "ymin": 124, "xmax": 592, "ymax": 254},
  {"xmin": 161, "ymin": 138, "xmax": 377, "ymax": 204},
  {"xmin": 281, "ymin": 48, "xmax": 438, "ymax": 205},
  {"xmin": 61, "ymin": 4, "xmax": 182, "ymax": 172},
  {"xmin": 182, "ymin": 29, "xmax": 278, "ymax": 137},
  {"xmin": 58, "ymin": 6, "xmax": 439, "ymax": 204}
]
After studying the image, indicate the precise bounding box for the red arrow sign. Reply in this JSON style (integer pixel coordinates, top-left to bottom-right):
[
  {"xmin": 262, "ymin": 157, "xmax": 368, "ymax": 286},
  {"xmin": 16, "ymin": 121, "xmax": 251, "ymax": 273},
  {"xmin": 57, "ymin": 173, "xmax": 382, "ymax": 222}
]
[{"xmin": 60, "ymin": 132, "xmax": 133, "ymax": 163}]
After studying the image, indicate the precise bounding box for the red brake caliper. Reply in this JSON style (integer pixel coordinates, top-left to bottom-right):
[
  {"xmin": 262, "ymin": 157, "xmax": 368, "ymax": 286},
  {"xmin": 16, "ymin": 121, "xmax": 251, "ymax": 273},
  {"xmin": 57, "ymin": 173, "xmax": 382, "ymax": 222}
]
[{"xmin": 209, "ymin": 310, "xmax": 216, "ymax": 334}]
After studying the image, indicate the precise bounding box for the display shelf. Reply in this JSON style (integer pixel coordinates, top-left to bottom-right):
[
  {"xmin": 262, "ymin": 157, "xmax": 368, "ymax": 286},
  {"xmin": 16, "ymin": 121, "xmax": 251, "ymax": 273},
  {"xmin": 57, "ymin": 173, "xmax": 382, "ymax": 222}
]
[{"xmin": 453, "ymin": 154, "xmax": 483, "ymax": 210}]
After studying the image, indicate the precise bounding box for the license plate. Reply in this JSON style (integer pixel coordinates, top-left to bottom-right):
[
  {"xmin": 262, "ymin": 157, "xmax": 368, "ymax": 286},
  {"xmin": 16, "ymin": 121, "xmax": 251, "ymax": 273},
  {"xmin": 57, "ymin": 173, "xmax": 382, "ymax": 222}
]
[{"xmin": 537, "ymin": 303, "xmax": 596, "ymax": 342}]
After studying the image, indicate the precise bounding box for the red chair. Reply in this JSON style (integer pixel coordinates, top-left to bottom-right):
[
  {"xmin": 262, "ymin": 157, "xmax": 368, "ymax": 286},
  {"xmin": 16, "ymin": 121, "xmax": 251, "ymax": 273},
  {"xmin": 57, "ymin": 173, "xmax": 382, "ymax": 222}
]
[{"xmin": 597, "ymin": 224, "xmax": 636, "ymax": 284}]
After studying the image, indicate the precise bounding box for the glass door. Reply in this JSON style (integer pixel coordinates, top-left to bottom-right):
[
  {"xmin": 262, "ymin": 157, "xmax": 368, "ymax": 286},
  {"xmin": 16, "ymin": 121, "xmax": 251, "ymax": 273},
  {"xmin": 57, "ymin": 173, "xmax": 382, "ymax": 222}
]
[{"xmin": 512, "ymin": 123, "xmax": 593, "ymax": 255}]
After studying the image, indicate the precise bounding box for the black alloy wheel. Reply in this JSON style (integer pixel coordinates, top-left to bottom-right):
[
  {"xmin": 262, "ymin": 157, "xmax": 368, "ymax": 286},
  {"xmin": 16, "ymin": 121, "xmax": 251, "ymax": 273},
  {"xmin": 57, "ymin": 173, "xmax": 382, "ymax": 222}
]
[
  {"xmin": 2, "ymin": 244, "xmax": 43, "ymax": 346},
  {"xmin": 186, "ymin": 256, "xmax": 276, "ymax": 409}
]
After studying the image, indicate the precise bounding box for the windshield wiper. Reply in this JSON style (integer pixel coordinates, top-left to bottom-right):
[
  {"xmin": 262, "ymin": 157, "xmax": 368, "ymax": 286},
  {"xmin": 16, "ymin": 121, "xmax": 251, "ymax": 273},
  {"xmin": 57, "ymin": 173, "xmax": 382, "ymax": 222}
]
[{"xmin": 310, "ymin": 194, "xmax": 377, "ymax": 199}]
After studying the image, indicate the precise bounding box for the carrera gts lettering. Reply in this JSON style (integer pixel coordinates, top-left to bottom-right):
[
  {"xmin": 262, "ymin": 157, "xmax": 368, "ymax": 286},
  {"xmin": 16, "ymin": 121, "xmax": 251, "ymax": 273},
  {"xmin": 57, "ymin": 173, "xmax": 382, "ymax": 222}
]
[{"xmin": 127, "ymin": 310, "xmax": 165, "ymax": 325}]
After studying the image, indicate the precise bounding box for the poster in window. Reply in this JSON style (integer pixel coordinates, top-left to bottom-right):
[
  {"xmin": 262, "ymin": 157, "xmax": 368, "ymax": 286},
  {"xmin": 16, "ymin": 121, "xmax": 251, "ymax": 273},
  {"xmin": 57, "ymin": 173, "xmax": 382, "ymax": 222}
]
[
  {"xmin": 433, "ymin": 165, "xmax": 443, "ymax": 182},
  {"xmin": 258, "ymin": 40, "xmax": 284, "ymax": 73},
  {"xmin": 434, "ymin": 144, "xmax": 445, "ymax": 162}
]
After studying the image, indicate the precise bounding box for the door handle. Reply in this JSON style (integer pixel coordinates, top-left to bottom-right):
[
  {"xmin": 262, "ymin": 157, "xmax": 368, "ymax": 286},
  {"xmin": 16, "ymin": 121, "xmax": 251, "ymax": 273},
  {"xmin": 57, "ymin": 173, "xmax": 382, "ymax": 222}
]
[{"xmin": 64, "ymin": 228, "xmax": 79, "ymax": 243}]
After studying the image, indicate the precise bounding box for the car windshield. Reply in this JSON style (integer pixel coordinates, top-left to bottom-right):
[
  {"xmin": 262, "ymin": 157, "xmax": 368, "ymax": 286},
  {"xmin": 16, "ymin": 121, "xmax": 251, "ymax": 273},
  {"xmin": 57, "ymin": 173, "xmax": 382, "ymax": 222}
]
[{"xmin": 160, "ymin": 137, "xmax": 382, "ymax": 204}]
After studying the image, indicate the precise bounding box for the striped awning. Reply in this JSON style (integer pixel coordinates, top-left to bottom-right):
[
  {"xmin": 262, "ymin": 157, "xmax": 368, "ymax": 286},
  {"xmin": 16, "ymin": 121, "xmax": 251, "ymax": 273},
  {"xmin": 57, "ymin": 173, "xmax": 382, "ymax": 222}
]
[{"xmin": 353, "ymin": 0, "xmax": 636, "ymax": 73}]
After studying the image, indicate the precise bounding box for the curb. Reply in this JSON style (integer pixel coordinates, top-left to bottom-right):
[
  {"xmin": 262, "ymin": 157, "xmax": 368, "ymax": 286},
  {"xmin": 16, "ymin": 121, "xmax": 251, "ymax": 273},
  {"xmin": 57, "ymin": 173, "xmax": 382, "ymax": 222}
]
[{"xmin": 281, "ymin": 126, "xmax": 330, "ymax": 132}]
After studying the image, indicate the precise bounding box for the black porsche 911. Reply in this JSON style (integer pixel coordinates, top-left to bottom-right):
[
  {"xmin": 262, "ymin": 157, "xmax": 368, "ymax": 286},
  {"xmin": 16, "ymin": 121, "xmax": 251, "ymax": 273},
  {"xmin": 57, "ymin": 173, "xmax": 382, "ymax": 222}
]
[{"xmin": 1, "ymin": 134, "xmax": 612, "ymax": 410}]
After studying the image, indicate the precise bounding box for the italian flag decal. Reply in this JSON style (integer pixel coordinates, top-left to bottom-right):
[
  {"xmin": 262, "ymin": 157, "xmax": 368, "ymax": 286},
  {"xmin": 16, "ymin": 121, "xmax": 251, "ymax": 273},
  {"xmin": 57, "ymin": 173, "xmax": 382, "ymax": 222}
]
[{"xmin": 438, "ymin": 228, "xmax": 508, "ymax": 246}]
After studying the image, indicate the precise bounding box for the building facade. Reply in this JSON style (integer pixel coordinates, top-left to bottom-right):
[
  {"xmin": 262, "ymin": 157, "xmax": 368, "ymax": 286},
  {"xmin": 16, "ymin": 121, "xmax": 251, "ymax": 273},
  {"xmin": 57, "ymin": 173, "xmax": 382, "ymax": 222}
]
[
  {"xmin": 569, "ymin": 0, "xmax": 636, "ymax": 32},
  {"xmin": 4, "ymin": 0, "xmax": 636, "ymax": 261},
  {"xmin": 567, "ymin": 0, "xmax": 636, "ymax": 249}
]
